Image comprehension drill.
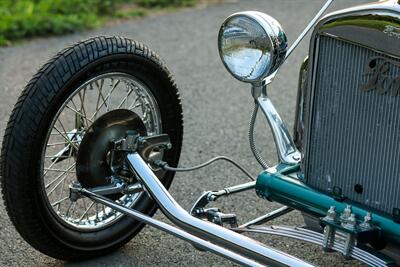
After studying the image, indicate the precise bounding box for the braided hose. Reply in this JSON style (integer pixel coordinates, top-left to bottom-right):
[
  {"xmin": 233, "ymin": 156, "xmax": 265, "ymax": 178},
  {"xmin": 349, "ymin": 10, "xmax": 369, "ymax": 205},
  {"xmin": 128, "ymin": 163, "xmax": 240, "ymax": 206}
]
[{"xmin": 249, "ymin": 102, "xmax": 270, "ymax": 169}]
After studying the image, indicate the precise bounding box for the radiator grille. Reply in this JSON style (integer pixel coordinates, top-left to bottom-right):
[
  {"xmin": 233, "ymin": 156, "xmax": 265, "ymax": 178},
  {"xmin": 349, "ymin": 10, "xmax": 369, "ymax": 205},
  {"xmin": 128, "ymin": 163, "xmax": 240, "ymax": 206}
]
[{"xmin": 306, "ymin": 36, "xmax": 400, "ymax": 215}]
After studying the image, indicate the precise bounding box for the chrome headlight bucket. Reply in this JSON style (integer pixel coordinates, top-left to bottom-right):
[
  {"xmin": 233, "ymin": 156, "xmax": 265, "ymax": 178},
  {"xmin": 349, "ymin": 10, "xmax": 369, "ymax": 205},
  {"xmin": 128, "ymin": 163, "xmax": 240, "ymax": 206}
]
[{"xmin": 218, "ymin": 11, "xmax": 288, "ymax": 83}]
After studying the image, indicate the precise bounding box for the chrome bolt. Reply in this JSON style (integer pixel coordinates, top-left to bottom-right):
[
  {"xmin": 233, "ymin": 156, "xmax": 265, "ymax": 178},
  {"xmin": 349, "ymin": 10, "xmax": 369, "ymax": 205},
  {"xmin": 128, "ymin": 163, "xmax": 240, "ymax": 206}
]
[
  {"xmin": 292, "ymin": 154, "xmax": 301, "ymax": 161},
  {"xmin": 341, "ymin": 205, "xmax": 352, "ymax": 221},
  {"xmin": 208, "ymin": 195, "xmax": 217, "ymax": 202},
  {"xmin": 324, "ymin": 206, "xmax": 337, "ymax": 222},
  {"xmin": 69, "ymin": 181, "xmax": 82, "ymax": 202},
  {"xmin": 343, "ymin": 213, "xmax": 357, "ymax": 230},
  {"xmin": 360, "ymin": 212, "xmax": 373, "ymax": 230},
  {"xmin": 364, "ymin": 212, "xmax": 372, "ymax": 222}
]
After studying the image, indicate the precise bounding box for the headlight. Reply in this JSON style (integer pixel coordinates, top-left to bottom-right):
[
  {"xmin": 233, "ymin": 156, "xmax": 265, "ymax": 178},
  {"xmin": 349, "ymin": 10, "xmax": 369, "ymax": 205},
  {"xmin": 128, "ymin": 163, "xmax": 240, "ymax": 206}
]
[{"xmin": 218, "ymin": 11, "xmax": 288, "ymax": 83}]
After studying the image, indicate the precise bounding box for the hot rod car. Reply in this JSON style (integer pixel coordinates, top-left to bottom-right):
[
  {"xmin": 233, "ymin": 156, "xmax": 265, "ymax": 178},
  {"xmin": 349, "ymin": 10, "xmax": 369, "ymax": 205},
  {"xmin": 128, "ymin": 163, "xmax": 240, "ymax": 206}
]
[{"xmin": 1, "ymin": 0, "xmax": 400, "ymax": 266}]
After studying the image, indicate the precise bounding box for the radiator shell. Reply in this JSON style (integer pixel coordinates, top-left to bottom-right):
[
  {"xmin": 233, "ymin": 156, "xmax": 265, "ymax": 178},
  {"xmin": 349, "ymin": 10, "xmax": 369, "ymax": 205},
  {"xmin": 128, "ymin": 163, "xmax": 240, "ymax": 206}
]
[
  {"xmin": 305, "ymin": 36, "xmax": 400, "ymax": 215},
  {"xmin": 303, "ymin": 1, "xmax": 400, "ymax": 217}
]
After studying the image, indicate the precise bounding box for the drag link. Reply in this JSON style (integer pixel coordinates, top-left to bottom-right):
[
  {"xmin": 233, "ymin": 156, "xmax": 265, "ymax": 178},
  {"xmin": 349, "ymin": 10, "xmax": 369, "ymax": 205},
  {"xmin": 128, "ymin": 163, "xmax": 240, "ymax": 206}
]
[
  {"xmin": 190, "ymin": 181, "xmax": 256, "ymax": 216},
  {"xmin": 239, "ymin": 206, "xmax": 294, "ymax": 228}
]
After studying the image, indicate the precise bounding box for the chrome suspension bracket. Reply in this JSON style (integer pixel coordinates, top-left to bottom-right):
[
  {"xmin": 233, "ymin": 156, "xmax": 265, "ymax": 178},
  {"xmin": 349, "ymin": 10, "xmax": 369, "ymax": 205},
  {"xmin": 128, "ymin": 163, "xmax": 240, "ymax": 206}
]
[
  {"xmin": 69, "ymin": 131, "xmax": 171, "ymax": 201},
  {"xmin": 232, "ymin": 225, "xmax": 394, "ymax": 267},
  {"xmin": 189, "ymin": 181, "xmax": 255, "ymax": 228},
  {"xmin": 192, "ymin": 207, "xmax": 238, "ymax": 228},
  {"xmin": 320, "ymin": 206, "xmax": 384, "ymax": 258}
]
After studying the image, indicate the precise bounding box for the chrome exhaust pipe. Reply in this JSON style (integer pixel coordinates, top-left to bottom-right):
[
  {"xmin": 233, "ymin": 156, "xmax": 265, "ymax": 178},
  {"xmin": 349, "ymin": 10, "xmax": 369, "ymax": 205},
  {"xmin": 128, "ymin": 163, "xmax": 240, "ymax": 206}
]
[{"xmin": 126, "ymin": 152, "xmax": 313, "ymax": 267}]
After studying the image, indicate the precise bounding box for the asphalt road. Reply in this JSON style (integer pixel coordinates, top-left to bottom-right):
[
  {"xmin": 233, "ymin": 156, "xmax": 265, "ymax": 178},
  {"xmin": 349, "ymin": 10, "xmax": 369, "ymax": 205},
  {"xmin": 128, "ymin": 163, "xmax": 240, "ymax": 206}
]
[{"xmin": 0, "ymin": 0, "xmax": 373, "ymax": 266}]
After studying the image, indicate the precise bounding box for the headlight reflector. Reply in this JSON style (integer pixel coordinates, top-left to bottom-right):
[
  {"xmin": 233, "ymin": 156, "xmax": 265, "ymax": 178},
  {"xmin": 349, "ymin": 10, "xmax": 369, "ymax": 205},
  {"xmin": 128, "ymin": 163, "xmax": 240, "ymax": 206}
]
[{"xmin": 218, "ymin": 11, "xmax": 288, "ymax": 83}]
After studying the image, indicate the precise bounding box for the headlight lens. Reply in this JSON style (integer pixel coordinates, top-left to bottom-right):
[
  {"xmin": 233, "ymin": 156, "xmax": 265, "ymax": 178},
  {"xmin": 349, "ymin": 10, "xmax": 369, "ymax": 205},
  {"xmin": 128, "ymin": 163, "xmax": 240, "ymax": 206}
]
[{"xmin": 218, "ymin": 12, "xmax": 287, "ymax": 83}]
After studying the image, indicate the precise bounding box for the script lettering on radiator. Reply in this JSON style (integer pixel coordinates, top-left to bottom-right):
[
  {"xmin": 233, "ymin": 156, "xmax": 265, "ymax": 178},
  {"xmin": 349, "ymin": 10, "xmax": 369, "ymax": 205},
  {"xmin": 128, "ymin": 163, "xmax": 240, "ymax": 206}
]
[{"xmin": 360, "ymin": 57, "xmax": 400, "ymax": 96}]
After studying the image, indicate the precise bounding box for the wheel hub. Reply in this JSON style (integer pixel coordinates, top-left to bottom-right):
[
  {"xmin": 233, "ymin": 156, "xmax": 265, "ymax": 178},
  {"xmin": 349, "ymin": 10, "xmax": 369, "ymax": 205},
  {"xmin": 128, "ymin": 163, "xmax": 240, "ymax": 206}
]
[{"xmin": 76, "ymin": 109, "xmax": 146, "ymax": 188}]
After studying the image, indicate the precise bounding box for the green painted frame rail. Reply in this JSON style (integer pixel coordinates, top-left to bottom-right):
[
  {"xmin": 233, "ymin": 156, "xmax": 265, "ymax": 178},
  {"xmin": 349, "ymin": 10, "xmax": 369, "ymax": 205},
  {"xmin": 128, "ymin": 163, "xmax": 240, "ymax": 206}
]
[{"xmin": 255, "ymin": 164, "xmax": 400, "ymax": 244}]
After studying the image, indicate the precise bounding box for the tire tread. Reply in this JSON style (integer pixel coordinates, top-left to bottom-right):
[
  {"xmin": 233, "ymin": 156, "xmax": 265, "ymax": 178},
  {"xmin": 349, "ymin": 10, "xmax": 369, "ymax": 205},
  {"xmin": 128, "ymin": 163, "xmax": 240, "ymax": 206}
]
[{"xmin": 1, "ymin": 36, "xmax": 183, "ymax": 261}]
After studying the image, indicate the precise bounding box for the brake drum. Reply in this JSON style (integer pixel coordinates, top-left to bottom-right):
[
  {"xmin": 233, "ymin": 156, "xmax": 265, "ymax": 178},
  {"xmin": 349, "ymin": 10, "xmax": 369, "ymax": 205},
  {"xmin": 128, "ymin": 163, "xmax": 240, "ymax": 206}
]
[{"xmin": 76, "ymin": 109, "xmax": 146, "ymax": 188}]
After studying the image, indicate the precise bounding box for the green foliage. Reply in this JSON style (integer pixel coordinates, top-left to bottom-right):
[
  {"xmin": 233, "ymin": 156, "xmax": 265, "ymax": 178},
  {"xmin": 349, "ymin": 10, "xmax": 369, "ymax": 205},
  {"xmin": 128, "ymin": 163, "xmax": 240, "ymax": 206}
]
[
  {"xmin": 0, "ymin": 0, "xmax": 197, "ymax": 45},
  {"xmin": 135, "ymin": 0, "xmax": 196, "ymax": 8},
  {"xmin": 0, "ymin": 0, "xmax": 110, "ymax": 44}
]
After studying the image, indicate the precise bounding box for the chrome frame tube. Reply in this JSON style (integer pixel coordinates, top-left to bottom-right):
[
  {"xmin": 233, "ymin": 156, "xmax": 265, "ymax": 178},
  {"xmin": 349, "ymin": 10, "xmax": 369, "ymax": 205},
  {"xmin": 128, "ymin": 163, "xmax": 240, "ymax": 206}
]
[
  {"xmin": 265, "ymin": 0, "xmax": 334, "ymax": 84},
  {"xmin": 285, "ymin": 0, "xmax": 334, "ymax": 60},
  {"xmin": 80, "ymin": 188, "xmax": 264, "ymax": 267},
  {"xmin": 126, "ymin": 152, "xmax": 313, "ymax": 267}
]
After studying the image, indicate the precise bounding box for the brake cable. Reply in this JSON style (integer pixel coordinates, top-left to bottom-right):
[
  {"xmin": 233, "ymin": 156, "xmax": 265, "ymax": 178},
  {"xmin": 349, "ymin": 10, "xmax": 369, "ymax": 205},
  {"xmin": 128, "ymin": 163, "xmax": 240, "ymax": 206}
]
[
  {"xmin": 153, "ymin": 101, "xmax": 274, "ymax": 181},
  {"xmin": 154, "ymin": 156, "xmax": 255, "ymax": 181}
]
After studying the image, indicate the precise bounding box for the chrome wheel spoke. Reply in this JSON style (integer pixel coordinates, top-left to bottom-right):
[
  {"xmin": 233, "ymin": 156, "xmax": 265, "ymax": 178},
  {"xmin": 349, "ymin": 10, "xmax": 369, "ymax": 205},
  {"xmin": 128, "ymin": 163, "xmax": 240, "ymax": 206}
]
[
  {"xmin": 44, "ymin": 168, "xmax": 76, "ymax": 173},
  {"xmin": 65, "ymin": 105, "xmax": 93, "ymax": 125},
  {"xmin": 93, "ymin": 80, "xmax": 105, "ymax": 120},
  {"xmin": 53, "ymin": 126, "xmax": 79, "ymax": 151},
  {"xmin": 51, "ymin": 196, "xmax": 69, "ymax": 207},
  {"xmin": 90, "ymin": 82, "xmax": 118, "ymax": 120},
  {"xmin": 42, "ymin": 73, "xmax": 162, "ymax": 230},
  {"xmin": 79, "ymin": 199, "xmax": 93, "ymax": 222},
  {"xmin": 128, "ymin": 96, "xmax": 141, "ymax": 110},
  {"xmin": 45, "ymin": 163, "xmax": 76, "ymax": 189},
  {"xmin": 117, "ymin": 85, "xmax": 135, "ymax": 109},
  {"xmin": 47, "ymin": 140, "xmax": 78, "ymax": 147},
  {"xmin": 46, "ymin": 163, "xmax": 76, "ymax": 194},
  {"xmin": 78, "ymin": 88, "xmax": 91, "ymax": 128}
]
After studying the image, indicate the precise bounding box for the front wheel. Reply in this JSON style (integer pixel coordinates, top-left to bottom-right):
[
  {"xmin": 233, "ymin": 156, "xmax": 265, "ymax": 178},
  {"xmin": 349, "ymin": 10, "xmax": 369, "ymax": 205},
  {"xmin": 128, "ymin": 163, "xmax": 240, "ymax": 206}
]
[{"xmin": 1, "ymin": 36, "xmax": 183, "ymax": 261}]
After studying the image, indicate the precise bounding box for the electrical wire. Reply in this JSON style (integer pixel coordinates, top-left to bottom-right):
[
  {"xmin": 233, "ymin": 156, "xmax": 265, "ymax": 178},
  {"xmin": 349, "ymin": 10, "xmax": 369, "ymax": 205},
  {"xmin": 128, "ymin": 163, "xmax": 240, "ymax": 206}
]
[
  {"xmin": 155, "ymin": 156, "xmax": 255, "ymax": 181},
  {"xmin": 248, "ymin": 102, "xmax": 270, "ymax": 169},
  {"xmin": 154, "ymin": 102, "xmax": 271, "ymax": 180}
]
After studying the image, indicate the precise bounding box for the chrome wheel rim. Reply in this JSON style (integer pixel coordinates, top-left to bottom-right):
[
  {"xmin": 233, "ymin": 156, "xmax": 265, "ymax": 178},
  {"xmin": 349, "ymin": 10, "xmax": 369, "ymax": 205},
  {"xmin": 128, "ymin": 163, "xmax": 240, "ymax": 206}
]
[{"xmin": 41, "ymin": 72, "xmax": 162, "ymax": 231}]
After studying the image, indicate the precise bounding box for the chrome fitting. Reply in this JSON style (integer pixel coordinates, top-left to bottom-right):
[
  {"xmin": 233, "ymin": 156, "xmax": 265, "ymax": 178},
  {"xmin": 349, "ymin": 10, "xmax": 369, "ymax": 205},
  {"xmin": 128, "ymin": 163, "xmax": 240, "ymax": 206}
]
[
  {"xmin": 69, "ymin": 181, "xmax": 83, "ymax": 202},
  {"xmin": 340, "ymin": 205, "xmax": 352, "ymax": 224},
  {"xmin": 360, "ymin": 212, "xmax": 373, "ymax": 230},
  {"xmin": 322, "ymin": 225, "xmax": 335, "ymax": 251},
  {"xmin": 251, "ymin": 80, "xmax": 267, "ymax": 99},
  {"xmin": 324, "ymin": 206, "xmax": 337, "ymax": 222},
  {"xmin": 343, "ymin": 233, "xmax": 356, "ymax": 259},
  {"xmin": 343, "ymin": 214, "xmax": 357, "ymax": 231}
]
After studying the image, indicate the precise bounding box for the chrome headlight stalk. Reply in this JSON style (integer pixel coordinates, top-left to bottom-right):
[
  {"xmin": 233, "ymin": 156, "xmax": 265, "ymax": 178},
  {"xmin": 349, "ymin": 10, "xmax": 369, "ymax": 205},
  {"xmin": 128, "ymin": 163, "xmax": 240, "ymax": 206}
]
[{"xmin": 218, "ymin": 11, "xmax": 301, "ymax": 165}]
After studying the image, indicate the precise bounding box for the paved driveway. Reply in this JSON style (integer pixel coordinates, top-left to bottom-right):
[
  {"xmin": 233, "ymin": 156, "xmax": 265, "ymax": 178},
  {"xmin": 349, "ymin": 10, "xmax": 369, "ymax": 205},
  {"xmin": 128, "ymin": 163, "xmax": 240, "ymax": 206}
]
[{"xmin": 0, "ymin": 0, "xmax": 371, "ymax": 266}]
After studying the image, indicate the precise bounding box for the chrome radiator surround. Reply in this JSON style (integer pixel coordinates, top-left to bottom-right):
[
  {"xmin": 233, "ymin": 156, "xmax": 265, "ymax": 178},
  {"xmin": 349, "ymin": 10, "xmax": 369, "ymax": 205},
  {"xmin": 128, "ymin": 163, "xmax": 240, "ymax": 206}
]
[{"xmin": 303, "ymin": 2, "xmax": 400, "ymax": 218}]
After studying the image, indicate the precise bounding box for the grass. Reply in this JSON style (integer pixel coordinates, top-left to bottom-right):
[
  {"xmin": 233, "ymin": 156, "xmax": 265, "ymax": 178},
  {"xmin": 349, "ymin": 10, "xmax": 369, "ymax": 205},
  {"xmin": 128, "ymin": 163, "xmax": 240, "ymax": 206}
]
[{"xmin": 0, "ymin": 0, "xmax": 199, "ymax": 46}]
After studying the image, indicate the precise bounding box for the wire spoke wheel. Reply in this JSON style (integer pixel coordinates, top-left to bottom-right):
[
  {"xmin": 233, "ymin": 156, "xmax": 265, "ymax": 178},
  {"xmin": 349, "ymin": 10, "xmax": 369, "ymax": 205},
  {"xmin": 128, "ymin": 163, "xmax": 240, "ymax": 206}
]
[
  {"xmin": 42, "ymin": 73, "xmax": 162, "ymax": 230},
  {"xmin": 2, "ymin": 37, "xmax": 183, "ymax": 260}
]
